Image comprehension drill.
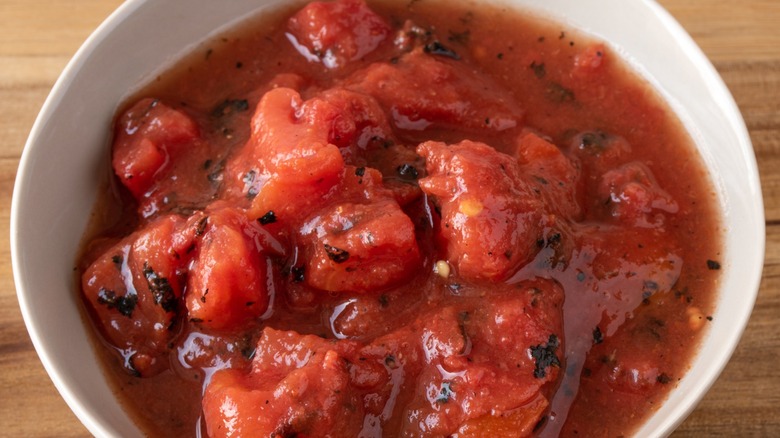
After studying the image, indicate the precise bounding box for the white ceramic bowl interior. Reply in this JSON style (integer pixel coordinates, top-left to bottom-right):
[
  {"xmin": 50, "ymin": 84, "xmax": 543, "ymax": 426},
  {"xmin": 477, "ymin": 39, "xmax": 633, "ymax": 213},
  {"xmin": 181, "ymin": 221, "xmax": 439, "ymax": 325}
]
[{"xmin": 11, "ymin": 0, "xmax": 764, "ymax": 437}]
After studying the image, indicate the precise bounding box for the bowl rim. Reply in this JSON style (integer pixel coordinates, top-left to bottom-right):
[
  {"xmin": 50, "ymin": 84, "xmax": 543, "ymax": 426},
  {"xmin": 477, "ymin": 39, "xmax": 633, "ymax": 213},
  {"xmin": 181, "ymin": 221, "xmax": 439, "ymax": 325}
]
[
  {"xmin": 11, "ymin": 1, "xmax": 149, "ymax": 436},
  {"xmin": 11, "ymin": 0, "xmax": 764, "ymax": 437},
  {"xmin": 549, "ymin": 1, "xmax": 764, "ymax": 435}
]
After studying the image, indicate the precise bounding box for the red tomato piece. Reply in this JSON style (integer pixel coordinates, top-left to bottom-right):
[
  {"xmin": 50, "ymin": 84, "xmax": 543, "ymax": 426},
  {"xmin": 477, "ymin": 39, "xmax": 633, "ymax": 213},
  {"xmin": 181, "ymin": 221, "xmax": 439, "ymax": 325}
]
[
  {"xmin": 299, "ymin": 167, "xmax": 421, "ymax": 293},
  {"xmin": 225, "ymin": 86, "xmax": 397, "ymax": 223},
  {"xmin": 316, "ymin": 87, "xmax": 394, "ymax": 157},
  {"xmin": 516, "ymin": 131, "xmax": 582, "ymax": 220},
  {"xmin": 467, "ymin": 284, "xmax": 565, "ymax": 394},
  {"xmin": 287, "ymin": 0, "xmax": 391, "ymax": 69},
  {"xmin": 81, "ymin": 214, "xmax": 191, "ymax": 376},
  {"xmin": 202, "ymin": 328, "xmax": 363, "ymax": 438},
  {"xmin": 418, "ymin": 140, "xmax": 547, "ymax": 281},
  {"xmin": 346, "ymin": 50, "xmax": 524, "ymax": 134},
  {"xmin": 186, "ymin": 208, "xmax": 273, "ymax": 330},
  {"xmin": 173, "ymin": 330, "xmax": 250, "ymax": 379},
  {"xmin": 399, "ymin": 280, "xmax": 564, "ymax": 436},
  {"xmin": 454, "ymin": 393, "xmax": 549, "ymax": 437},
  {"xmin": 598, "ymin": 161, "xmax": 679, "ymax": 227},
  {"xmin": 223, "ymin": 87, "xmax": 345, "ymax": 222},
  {"xmin": 302, "ymin": 198, "xmax": 421, "ymax": 293},
  {"xmin": 112, "ymin": 98, "xmax": 199, "ymax": 198}
]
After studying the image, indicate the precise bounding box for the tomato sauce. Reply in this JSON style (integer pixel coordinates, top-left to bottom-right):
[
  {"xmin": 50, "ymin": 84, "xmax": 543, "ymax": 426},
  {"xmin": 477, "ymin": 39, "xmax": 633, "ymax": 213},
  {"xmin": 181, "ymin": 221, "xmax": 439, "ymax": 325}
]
[{"xmin": 77, "ymin": 0, "xmax": 723, "ymax": 436}]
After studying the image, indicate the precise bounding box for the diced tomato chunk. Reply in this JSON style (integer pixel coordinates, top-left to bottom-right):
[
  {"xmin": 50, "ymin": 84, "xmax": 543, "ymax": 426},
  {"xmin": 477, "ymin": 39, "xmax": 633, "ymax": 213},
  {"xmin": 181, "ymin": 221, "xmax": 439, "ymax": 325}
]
[
  {"xmin": 287, "ymin": 0, "xmax": 391, "ymax": 69},
  {"xmin": 174, "ymin": 331, "xmax": 250, "ymax": 377},
  {"xmin": 247, "ymin": 88, "xmax": 343, "ymax": 177},
  {"xmin": 112, "ymin": 98, "xmax": 199, "ymax": 198},
  {"xmin": 225, "ymin": 86, "xmax": 399, "ymax": 223},
  {"xmin": 399, "ymin": 280, "xmax": 564, "ymax": 435},
  {"xmin": 455, "ymin": 393, "xmax": 548, "ymax": 437},
  {"xmin": 316, "ymin": 87, "xmax": 393, "ymax": 156},
  {"xmin": 516, "ymin": 131, "xmax": 582, "ymax": 220},
  {"xmin": 418, "ymin": 140, "xmax": 546, "ymax": 281},
  {"xmin": 299, "ymin": 167, "xmax": 421, "ymax": 293},
  {"xmin": 81, "ymin": 214, "xmax": 191, "ymax": 376},
  {"xmin": 202, "ymin": 329, "xmax": 362, "ymax": 438},
  {"xmin": 302, "ymin": 198, "xmax": 421, "ymax": 293},
  {"xmin": 224, "ymin": 87, "xmax": 345, "ymax": 221},
  {"xmin": 186, "ymin": 208, "xmax": 272, "ymax": 330},
  {"xmin": 346, "ymin": 50, "xmax": 523, "ymax": 134},
  {"xmin": 598, "ymin": 161, "xmax": 678, "ymax": 227}
]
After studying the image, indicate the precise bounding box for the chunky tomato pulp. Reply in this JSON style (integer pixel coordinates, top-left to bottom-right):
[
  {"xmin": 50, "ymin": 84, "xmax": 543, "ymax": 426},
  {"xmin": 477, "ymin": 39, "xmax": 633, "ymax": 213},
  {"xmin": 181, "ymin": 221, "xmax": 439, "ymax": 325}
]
[{"xmin": 78, "ymin": 0, "xmax": 723, "ymax": 436}]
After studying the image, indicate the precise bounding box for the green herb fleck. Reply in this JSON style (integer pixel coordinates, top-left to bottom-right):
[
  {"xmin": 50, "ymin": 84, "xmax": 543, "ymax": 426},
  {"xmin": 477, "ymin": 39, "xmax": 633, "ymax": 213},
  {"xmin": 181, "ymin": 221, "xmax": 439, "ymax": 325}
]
[
  {"xmin": 97, "ymin": 288, "xmax": 137, "ymax": 318},
  {"xmin": 530, "ymin": 334, "xmax": 561, "ymax": 378}
]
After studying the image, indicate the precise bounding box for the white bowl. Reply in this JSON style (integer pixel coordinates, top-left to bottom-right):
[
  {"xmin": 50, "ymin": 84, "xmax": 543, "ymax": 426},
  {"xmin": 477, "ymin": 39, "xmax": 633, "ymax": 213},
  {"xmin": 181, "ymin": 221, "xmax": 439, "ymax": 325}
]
[{"xmin": 11, "ymin": 0, "xmax": 764, "ymax": 436}]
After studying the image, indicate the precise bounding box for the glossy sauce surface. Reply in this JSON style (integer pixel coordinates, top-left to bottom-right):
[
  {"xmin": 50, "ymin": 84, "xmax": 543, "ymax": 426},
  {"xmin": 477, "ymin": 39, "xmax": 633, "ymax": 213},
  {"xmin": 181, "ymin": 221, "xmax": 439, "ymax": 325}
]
[{"xmin": 78, "ymin": 0, "xmax": 723, "ymax": 436}]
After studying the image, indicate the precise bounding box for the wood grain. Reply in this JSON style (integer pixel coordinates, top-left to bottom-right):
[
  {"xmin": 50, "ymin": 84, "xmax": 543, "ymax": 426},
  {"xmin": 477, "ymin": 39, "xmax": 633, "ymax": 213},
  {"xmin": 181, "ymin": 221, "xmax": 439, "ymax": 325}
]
[
  {"xmin": 1, "ymin": 0, "xmax": 777, "ymax": 436},
  {"xmin": 663, "ymin": 2, "xmax": 780, "ymax": 434}
]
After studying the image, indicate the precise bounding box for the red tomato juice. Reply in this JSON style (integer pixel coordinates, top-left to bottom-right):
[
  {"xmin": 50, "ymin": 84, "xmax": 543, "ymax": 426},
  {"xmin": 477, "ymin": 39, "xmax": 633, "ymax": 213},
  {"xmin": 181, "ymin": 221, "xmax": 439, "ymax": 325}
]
[{"xmin": 77, "ymin": 0, "xmax": 723, "ymax": 436}]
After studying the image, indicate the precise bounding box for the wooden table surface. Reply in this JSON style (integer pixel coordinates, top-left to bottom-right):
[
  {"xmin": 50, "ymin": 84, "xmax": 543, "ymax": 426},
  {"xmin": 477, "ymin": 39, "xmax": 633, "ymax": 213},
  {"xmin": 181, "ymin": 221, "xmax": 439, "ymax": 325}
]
[{"xmin": 1, "ymin": 0, "xmax": 778, "ymax": 436}]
